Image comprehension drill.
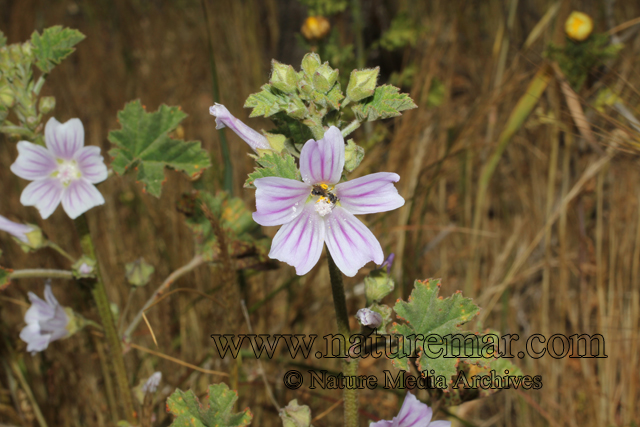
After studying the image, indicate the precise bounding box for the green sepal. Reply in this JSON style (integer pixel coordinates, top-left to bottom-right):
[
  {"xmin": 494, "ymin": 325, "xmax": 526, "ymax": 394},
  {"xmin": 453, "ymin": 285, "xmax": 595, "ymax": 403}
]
[
  {"xmin": 16, "ymin": 225, "xmax": 46, "ymax": 252},
  {"xmin": 263, "ymin": 132, "xmax": 287, "ymax": 153},
  {"xmin": 166, "ymin": 383, "xmax": 252, "ymax": 427},
  {"xmin": 280, "ymin": 399, "xmax": 312, "ymax": 427},
  {"xmin": 312, "ymin": 62, "xmax": 339, "ymax": 94},
  {"xmin": 344, "ymin": 139, "xmax": 365, "ymax": 173},
  {"xmin": 72, "ymin": 256, "xmax": 96, "ymax": 279},
  {"xmin": 301, "ymin": 52, "xmax": 321, "ymax": 79},
  {"xmin": 38, "ymin": 96, "xmax": 55, "ymax": 114},
  {"xmin": 390, "ymin": 279, "xmax": 480, "ymax": 383},
  {"xmin": 245, "ymin": 151, "xmax": 302, "ymax": 188},
  {"xmin": 125, "ymin": 258, "xmax": 155, "ymax": 287},
  {"xmin": 108, "ymin": 100, "xmax": 211, "ymax": 197},
  {"xmin": 346, "ymin": 67, "xmax": 379, "ymax": 102},
  {"xmin": 351, "ymin": 85, "xmax": 417, "ymax": 121},
  {"xmin": 31, "ymin": 26, "xmax": 85, "ymax": 74},
  {"xmin": 270, "ymin": 60, "xmax": 298, "ymax": 94}
]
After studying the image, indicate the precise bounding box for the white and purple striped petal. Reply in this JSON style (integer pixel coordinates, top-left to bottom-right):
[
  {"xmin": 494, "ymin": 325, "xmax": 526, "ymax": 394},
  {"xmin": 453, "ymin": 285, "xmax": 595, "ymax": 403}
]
[
  {"xmin": 209, "ymin": 103, "xmax": 271, "ymax": 152},
  {"xmin": 0, "ymin": 215, "xmax": 34, "ymax": 243},
  {"xmin": 335, "ymin": 172, "xmax": 404, "ymax": 215},
  {"xmin": 61, "ymin": 179, "xmax": 106, "ymax": 220},
  {"xmin": 45, "ymin": 117, "xmax": 84, "ymax": 160},
  {"xmin": 269, "ymin": 202, "xmax": 325, "ymax": 276},
  {"xmin": 324, "ymin": 206, "xmax": 383, "ymax": 277},
  {"xmin": 20, "ymin": 284, "xmax": 70, "ymax": 354},
  {"xmin": 10, "ymin": 141, "xmax": 57, "ymax": 180},
  {"xmin": 20, "ymin": 178, "xmax": 65, "ymax": 220},
  {"xmin": 253, "ymin": 177, "xmax": 310, "ymax": 226},
  {"xmin": 371, "ymin": 392, "xmax": 444, "ymax": 427},
  {"xmin": 74, "ymin": 146, "xmax": 108, "ymax": 184},
  {"xmin": 299, "ymin": 126, "xmax": 345, "ymax": 185}
]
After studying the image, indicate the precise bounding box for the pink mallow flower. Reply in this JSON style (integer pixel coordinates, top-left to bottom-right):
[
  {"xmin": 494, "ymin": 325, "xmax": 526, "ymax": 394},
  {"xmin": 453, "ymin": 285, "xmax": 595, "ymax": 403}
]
[
  {"xmin": 20, "ymin": 283, "xmax": 71, "ymax": 354},
  {"xmin": 371, "ymin": 392, "xmax": 450, "ymax": 427},
  {"xmin": 0, "ymin": 215, "xmax": 34, "ymax": 244},
  {"xmin": 209, "ymin": 103, "xmax": 271, "ymax": 152},
  {"xmin": 10, "ymin": 117, "xmax": 108, "ymax": 220},
  {"xmin": 252, "ymin": 126, "xmax": 404, "ymax": 277}
]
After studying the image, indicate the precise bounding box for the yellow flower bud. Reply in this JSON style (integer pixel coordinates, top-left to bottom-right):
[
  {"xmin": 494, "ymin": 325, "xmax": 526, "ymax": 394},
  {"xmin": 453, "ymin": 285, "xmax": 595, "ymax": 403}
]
[
  {"xmin": 565, "ymin": 11, "xmax": 594, "ymax": 42},
  {"xmin": 301, "ymin": 16, "xmax": 331, "ymax": 41}
]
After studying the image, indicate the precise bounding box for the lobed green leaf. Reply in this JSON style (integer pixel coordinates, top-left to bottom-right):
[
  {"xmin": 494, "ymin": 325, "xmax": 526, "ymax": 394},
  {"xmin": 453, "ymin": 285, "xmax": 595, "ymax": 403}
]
[
  {"xmin": 351, "ymin": 84, "xmax": 417, "ymax": 121},
  {"xmin": 167, "ymin": 383, "xmax": 252, "ymax": 427},
  {"xmin": 31, "ymin": 26, "xmax": 85, "ymax": 74}
]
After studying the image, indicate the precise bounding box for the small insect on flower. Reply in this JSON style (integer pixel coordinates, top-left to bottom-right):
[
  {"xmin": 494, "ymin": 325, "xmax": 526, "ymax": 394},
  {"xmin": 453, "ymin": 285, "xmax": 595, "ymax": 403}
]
[{"xmin": 10, "ymin": 117, "xmax": 108, "ymax": 219}]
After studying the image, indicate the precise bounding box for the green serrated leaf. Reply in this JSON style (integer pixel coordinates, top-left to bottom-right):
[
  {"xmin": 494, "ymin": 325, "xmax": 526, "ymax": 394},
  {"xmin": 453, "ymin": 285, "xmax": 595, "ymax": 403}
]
[
  {"xmin": 351, "ymin": 85, "xmax": 417, "ymax": 121},
  {"xmin": 31, "ymin": 26, "xmax": 85, "ymax": 74},
  {"xmin": 244, "ymin": 84, "xmax": 289, "ymax": 118},
  {"xmin": 245, "ymin": 151, "xmax": 302, "ymax": 188},
  {"xmin": 108, "ymin": 100, "xmax": 211, "ymax": 197},
  {"xmin": 390, "ymin": 279, "xmax": 480, "ymax": 383},
  {"xmin": 167, "ymin": 383, "xmax": 252, "ymax": 427},
  {"xmin": 325, "ymin": 84, "xmax": 344, "ymax": 110}
]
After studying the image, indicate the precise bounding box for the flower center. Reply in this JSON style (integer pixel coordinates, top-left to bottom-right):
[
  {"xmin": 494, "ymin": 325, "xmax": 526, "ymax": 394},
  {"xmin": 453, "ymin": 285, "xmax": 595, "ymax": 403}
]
[
  {"xmin": 54, "ymin": 159, "xmax": 82, "ymax": 186},
  {"xmin": 311, "ymin": 183, "xmax": 338, "ymax": 217}
]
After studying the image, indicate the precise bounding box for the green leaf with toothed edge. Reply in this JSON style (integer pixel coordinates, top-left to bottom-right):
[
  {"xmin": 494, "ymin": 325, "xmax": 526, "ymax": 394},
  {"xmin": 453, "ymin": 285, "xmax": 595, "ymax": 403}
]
[
  {"xmin": 390, "ymin": 279, "xmax": 480, "ymax": 383},
  {"xmin": 108, "ymin": 100, "xmax": 211, "ymax": 197},
  {"xmin": 244, "ymin": 84, "xmax": 289, "ymax": 118},
  {"xmin": 351, "ymin": 84, "xmax": 417, "ymax": 122},
  {"xmin": 31, "ymin": 26, "xmax": 85, "ymax": 74},
  {"xmin": 167, "ymin": 383, "xmax": 252, "ymax": 427},
  {"xmin": 245, "ymin": 151, "xmax": 301, "ymax": 188}
]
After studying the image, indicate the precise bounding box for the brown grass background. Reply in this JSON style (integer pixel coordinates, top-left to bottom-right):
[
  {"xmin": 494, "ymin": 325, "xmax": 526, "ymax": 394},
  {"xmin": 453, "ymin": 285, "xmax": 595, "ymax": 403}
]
[{"xmin": 1, "ymin": 0, "xmax": 639, "ymax": 426}]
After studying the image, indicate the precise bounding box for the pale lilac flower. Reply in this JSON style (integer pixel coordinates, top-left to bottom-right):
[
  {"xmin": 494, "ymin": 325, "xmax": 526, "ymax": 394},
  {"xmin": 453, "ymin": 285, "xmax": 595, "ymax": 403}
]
[
  {"xmin": 209, "ymin": 103, "xmax": 271, "ymax": 152},
  {"xmin": 380, "ymin": 253, "xmax": 395, "ymax": 274},
  {"xmin": 356, "ymin": 308, "xmax": 383, "ymax": 328},
  {"xmin": 0, "ymin": 215, "xmax": 34, "ymax": 244},
  {"xmin": 252, "ymin": 126, "xmax": 404, "ymax": 277},
  {"xmin": 142, "ymin": 371, "xmax": 162, "ymax": 393},
  {"xmin": 20, "ymin": 283, "xmax": 71, "ymax": 354},
  {"xmin": 10, "ymin": 117, "xmax": 108, "ymax": 220},
  {"xmin": 371, "ymin": 392, "xmax": 450, "ymax": 427}
]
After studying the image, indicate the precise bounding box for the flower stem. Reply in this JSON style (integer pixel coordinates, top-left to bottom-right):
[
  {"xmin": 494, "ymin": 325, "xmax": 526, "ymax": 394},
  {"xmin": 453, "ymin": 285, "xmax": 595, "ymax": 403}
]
[
  {"xmin": 341, "ymin": 120, "xmax": 361, "ymax": 138},
  {"xmin": 9, "ymin": 269, "xmax": 74, "ymax": 280},
  {"xmin": 74, "ymin": 214, "xmax": 135, "ymax": 423},
  {"xmin": 46, "ymin": 241, "xmax": 76, "ymax": 263},
  {"xmin": 326, "ymin": 249, "xmax": 359, "ymax": 427}
]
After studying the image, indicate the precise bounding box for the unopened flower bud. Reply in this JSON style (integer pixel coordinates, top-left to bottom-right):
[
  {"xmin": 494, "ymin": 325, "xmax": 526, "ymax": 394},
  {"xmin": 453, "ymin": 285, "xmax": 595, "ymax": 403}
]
[
  {"xmin": 356, "ymin": 308, "xmax": 383, "ymax": 329},
  {"xmin": 209, "ymin": 103, "xmax": 271, "ymax": 152},
  {"xmin": 72, "ymin": 256, "xmax": 96, "ymax": 279},
  {"xmin": 270, "ymin": 60, "xmax": 298, "ymax": 94},
  {"xmin": 125, "ymin": 257, "xmax": 155, "ymax": 287},
  {"xmin": 38, "ymin": 96, "xmax": 56, "ymax": 114},
  {"xmin": 280, "ymin": 399, "xmax": 312, "ymax": 427}
]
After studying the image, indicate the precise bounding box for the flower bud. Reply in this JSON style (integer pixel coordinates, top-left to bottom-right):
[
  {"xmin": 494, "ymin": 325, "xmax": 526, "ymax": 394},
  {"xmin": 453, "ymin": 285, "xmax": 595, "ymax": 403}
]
[
  {"xmin": 565, "ymin": 11, "xmax": 593, "ymax": 42},
  {"xmin": 301, "ymin": 52, "xmax": 321, "ymax": 77},
  {"xmin": 346, "ymin": 67, "xmax": 379, "ymax": 102},
  {"xmin": 0, "ymin": 85, "xmax": 14, "ymax": 108},
  {"xmin": 364, "ymin": 255, "xmax": 395, "ymax": 305},
  {"xmin": 209, "ymin": 103, "xmax": 271, "ymax": 152},
  {"xmin": 270, "ymin": 60, "xmax": 298, "ymax": 94},
  {"xmin": 356, "ymin": 308, "xmax": 383, "ymax": 329},
  {"xmin": 313, "ymin": 63, "xmax": 339, "ymax": 93},
  {"xmin": 38, "ymin": 96, "xmax": 56, "ymax": 114},
  {"xmin": 280, "ymin": 399, "xmax": 312, "ymax": 427},
  {"xmin": 73, "ymin": 256, "xmax": 96, "ymax": 279},
  {"xmin": 301, "ymin": 16, "xmax": 331, "ymax": 41},
  {"xmin": 125, "ymin": 257, "xmax": 155, "ymax": 287}
]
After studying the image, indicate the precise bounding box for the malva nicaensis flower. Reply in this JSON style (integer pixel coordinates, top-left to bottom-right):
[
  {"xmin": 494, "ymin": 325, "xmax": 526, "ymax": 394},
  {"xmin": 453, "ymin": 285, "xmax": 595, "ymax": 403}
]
[
  {"xmin": 371, "ymin": 392, "xmax": 451, "ymax": 427},
  {"xmin": 252, "ymin": 126, "xmax": 404, "ymax": 277},
  {"xmin": 209, "ymin": 103, "xmax": 271, "ymax": 152},
  {"xmin": 10, "ymin": 117, "xmax": 108, "ymax": 220},
  {"xmin": 20, "ymin": 283, "xmax": 79, "ymax": 354}
]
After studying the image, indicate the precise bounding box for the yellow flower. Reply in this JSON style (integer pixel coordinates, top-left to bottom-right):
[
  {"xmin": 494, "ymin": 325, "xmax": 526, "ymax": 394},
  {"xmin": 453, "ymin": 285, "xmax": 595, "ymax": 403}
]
[
  {"xmin": 565, "ymin": 11, "xmax": 594, "ymax": 41},
  {"xmin": 301, "ymin": 16, "xmax": 331, "ymax": 41}
]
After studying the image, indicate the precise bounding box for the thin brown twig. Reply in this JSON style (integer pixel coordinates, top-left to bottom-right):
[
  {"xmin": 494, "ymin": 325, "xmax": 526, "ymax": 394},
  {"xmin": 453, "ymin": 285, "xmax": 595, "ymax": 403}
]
[{"xmin": 128, "ymin": 342, "xmax": 228, "ymax": 377}]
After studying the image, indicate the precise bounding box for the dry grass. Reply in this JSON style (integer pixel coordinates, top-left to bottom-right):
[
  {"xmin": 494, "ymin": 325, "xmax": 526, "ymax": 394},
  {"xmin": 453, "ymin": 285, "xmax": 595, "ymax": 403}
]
[{"xmin": 1, "ymin": 0, "xmax": 639, "ymax": 426}]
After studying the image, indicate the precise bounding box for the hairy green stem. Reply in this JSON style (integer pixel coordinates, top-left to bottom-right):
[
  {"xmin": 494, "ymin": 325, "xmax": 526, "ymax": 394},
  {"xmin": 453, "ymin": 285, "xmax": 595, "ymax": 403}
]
[
  {"xmin": 327, "ymin": 250, "xmax": 359, "ymax": 427},
  {"xmin": 10, "ymin": 269, "xmax": 74, "ymax": 280},
  {"xmin": 341, "ymin": 120, "xmax": 361, "ymax": 138},
  {"xmin": 46, "ymin": 241, "xmax": 76, "ymax": 263},
  {"xmin": 74, "ymin": 214, "xmax": 134, "ymax": 423}
]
